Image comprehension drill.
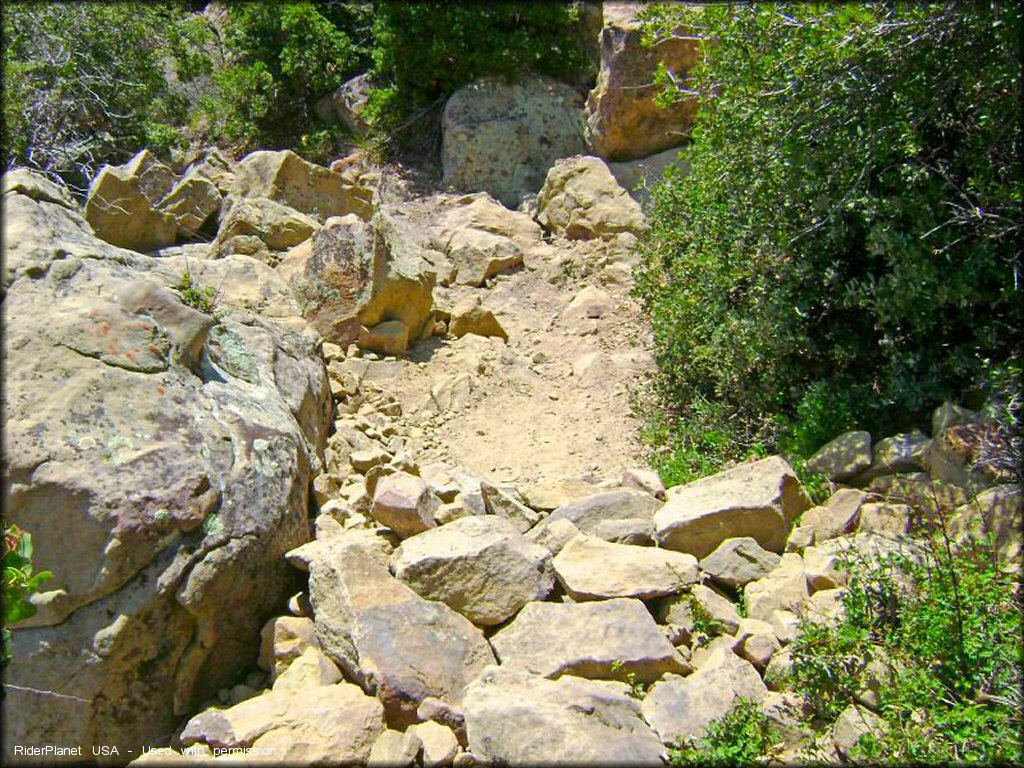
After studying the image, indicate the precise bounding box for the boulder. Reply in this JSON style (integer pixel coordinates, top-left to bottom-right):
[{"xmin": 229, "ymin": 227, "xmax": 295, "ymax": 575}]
[
  {"xmin": 743, "ymin": 553, "xmax": 809, "ymax": 622},
  {"xmin": 216, "ymin": 196, "xmax": 318, "ymax": 255},
  {"xmin": 185, "ymin": 147, "xmax": 237, "ymax": 195},
  {"xmin": 932, "ymin": 401, "xmax": 978, "ymax": 437},
  {"xmin": 391, "ymin": 516, "xmax": 554, "ymax": 627},
  {"xmin": 331, "ymin": 73, "xmax": 374, "ymax": 138},
  {"xmin": 2, "ymin": 167, "xmax": 76, "ymax": 208},
  {"xmin": 305, "ymin": 538, "xmax": 495, "ymax": 726},
  {"xmin": 924, "ymin": 422, "xmax": 1013, "ymax": 492},
  {"xmin": 734, "ymin": 617, "xmax": 781, "ymax": 671},
  {"xmin": 642, "ymin": 648, "xmax": 767, "ymax": 744},
  {"xmin": 552, "ymin": 535, "xmax": 698, "ymax": 601},
  {"xmin": 231, "ymin": 149, "xmax": 373, "ymax": 220},
  {"xmin": 536, "ymin": 156, "xmax": 646, "ymax": 239},
  {"xmin": 545, "ymin": 489, "xmax": 661, "ymax": 534},
  {"xmin": 585, "ymin": 4, "xmax": 699, "ymax": 161},
  {"xmin": 806, "ymin": 430, "xmax": 873, "ymax": 481},
  {"xmin": 521, "ymin": 477, "xmax": 601, "ymax": 512},
  {"xmin": 832, "ymin": 704, "xmax": 887, "ymax": 762},
  {"xmin": 699, "ymin": 536, "xmax": 781, "ymax": 588},
  {"xmin": 442, "ymin": 76, "xmax": 587, "ymax": 207},
  {"xmin": 408, "ymin": 721, "xmax": 460, "ymax": 768},
  {"xmin": 655, "ymin": 456, "xmax": 811, "ymax": 558},
  {"xmin": 358, "ymin": 320, "xmax": 410, "ymax": 356},
  {"xmin": 799, "ymin": 488, "xmax": 868, "ymax": 542},
  {"xmin": 856, "ymin": 502, "xmax": 912, "ymax": 535},
  {"xmin": 480, "ymin": 481, "xmax": 543, "ymax": 532},
  {"xmin": 490, "ymin": 598, "xmax": 688, "ymax": 684},
  {"xmin": 858, "ymin": 430, "xmax": 931, "ymax": 480},
  {"xmin": 449, "ymin": 298, "xmax": 508, "ymax": 342},
  {"xmin": 371, "ymin": 472, "xmax": 440, "ymax": 539},
  {"xmin": 257, "ymin": 616, "xmax": 319, "ymax": 679},
  {"xmin": 948, "ymin": 484, "xmax": 1022, "ymax": 567},
  {"xmin": 3, "ymin": 181, "xmax": 331, "ymax": 756},
  {"xmin": 157, "ymin": 170, "xmax": 222, "ymax": 235},
  {"xmin": 464, "ymin": 666, "xmax": 666, "ymax": 765},
  {"xmin": 802, "ymin": 546, "xmax": 848, "ymax": 592},
  {"xmin": 659, "ymin": 584, "xmax": 740, "ymax": 637},
  {"xmin": 84, "ymin": 152, "xmax": 178, "ymax": 251},
  {"xmin": 524, "ymin": 517, "xmax": 582, "ymax": 556},
  {"xmin": 179, "ymin": 682, "xmax": 384, "ymax": 763},
  {"xmin": 271, "ymin": 646, "xmax": 343, "ymax": 691},
  {"xmin": 434, "ymin": 193, "xmax": 544, "ymax": 246},
  {"xmin": 564, "ymin": 285, "xmax": 615, "ymax": 320},
  {"xmin": 591, "ymin": 517, "xmax": 655, "ymax": 546},
  {"xmin": 446, "ymin": 227, "xmax": 523, "ymax": 286},
  {"xmin": 368, "ymin": 729, "xmax": 422, "ymax": 767}
]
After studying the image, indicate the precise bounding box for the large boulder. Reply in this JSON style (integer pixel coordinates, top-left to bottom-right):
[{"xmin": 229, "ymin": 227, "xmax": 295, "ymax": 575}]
[
  {"xmin": 391, "ymin": 516, "xmax": 554, "ymax": 626},
  {"xmin": 2, "ymin": 174, "xmax": 332, "ymax": 758},
  {"xmin": 948, "ymin": 484, "xmax": 1022, "ymax": 568},
  {"xmin": 305, "ymin": 537, "xmax": 495, "ymax": 726},
  {"xmin": 3, "ymin": 167, "xmax": 76, "ymax": 208},
  {"xmin": 215, "ymin": 196, "xmax": 318, "ymax": 257},
  {"xmin": 585, "ymin": 3, "xmax": 700, "ymax": 161},
  {"xmin": 806, "ymin": 430, "xmax": 873, "ymax": 482},
  {"xmin": 330, "ymin": 73, "xmax": 374, "ymax": 137},
  {"xmin": 156, "ymin": 170, "xmax": 222, "ymax": 236},
  {"xmin": 536, "ymin": 155, "xmax": 646, "ymax": 240},
  {"xmin": 464, "ymin": 667, "xmax": 666, "ymax": 765},
  {"xmin": 655, "ymin": 456, "xmax": 811, "ymax": 558},
  {"xmin": 552, "ymin": 534, "xmax": 698, "ymax": 600},
  {"xmin": 489, "ymin": 598, "xmax": 688, "ymax": 684},
  {"xmin": 84, "ymin": 149, "xmax": 178, "ymax": 252},
  {"xmin": 231, "ymin": 149, "xmax": 373, "ymax": 220},
  {"xmin": 442, "ymin": 76, "xmax": 587, "ymax": 207}
]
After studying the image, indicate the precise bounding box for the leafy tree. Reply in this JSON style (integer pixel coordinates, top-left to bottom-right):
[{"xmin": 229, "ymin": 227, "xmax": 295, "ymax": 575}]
[{"xmin": 635, "ymin": 3, "xmax": 1022, "ymax": 462}]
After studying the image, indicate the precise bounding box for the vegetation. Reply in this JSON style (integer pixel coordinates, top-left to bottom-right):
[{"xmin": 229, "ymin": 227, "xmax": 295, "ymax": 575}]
[
  {"xmin": 635, "ymin": 3, "xmax": 1022, "ymax": 475},
  {"xmin": 176, "ymin": 267, "xmax": 218, "ymax": 315},
  {"xmin": 2, "ymin": 526, "xmax": 52, "ymax": 668},
  {"xmin": 669, "ymin": 698, "xmax": 778, "ymax": 766},
  {"xmin": 788, "ymin": 531, "xmax": 1023, "ymax": 764}
]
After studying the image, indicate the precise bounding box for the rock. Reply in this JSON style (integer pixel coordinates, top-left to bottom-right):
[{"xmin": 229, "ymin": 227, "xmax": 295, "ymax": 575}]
[
  {"xmin": 272, "ymin": 646, "xmax": 343, "ymax": 691},
  {"xmin": 231, "ymin": 149, "xmax": 372, "ymax": 220},
  {"xmin": 591, "ymin": 517, "xmax": 655, "ymax": 546},
  {"xmin": 769, "ymin": 610, "xmax": 801, "ymax": 646},
  {"xmin": 564, "ymin": 285, "xmax": 615, "ymax": 321},
  {"xmin": 585, "ymin": 4, "xmax": 698, "ymax": 161},
  {"xmin": 391, "ymin": 516, "xmax": 554, "ymax": 627},
  {"xmin": 785, "ymin": 524, "xmax": 816, "ymax": 553},
  {"xmin": 2, "ymin": 168, "xmax": 75, "ymax": 208},
  {"xmin": 802, "ymin": 588, "xmax": 847, "ymax": 629},
  {"xmin": 358, "ymin": 320, "xmax": 410, "ymax": 356},
  {"xmin": 351, "ymin": 445, "xmax": 392, "ymax": 473},
  {"xmin": 524, "ymin": 517, "xmax": 582, "ymax": 556},
  {"xmin": 856, "ymin": 502, "xmax": 912, "ymax": 535},
  {"xmin": 3, "ymin": 184, "xmax": 331, "ymax": 753},
  {"xmin": 490, "ymin": 598, "xmax": 688, "ymax": 684},
  {"xmin": 552, "ymin": 535, "xmax": 698, "ymax": 601},
  {"xmin": 621, "ymin": 467, "xmax": 666, "ymax": 499},
  {"xmin": 867, "ymin": 472, "xmax": 971, "ymax": 516},
  {"xmin": 434, "ymin": 193, "xmax": 544, "ymax": 246},
  {"xmin": 480, "ymin": 481, "xmax": 543, "ymax": 533},
  {"xmin": 371, "ymin": 472, "xmax": 440, "ymax": 539},
  {"xmin": 545, "ymin": 489, "xmax": 660, "ymax": 535},
  {"xmin": 216, "ymin": 196, "xmax": 318, "ymax": 255},
  {"xmin": 799, "ymin": 488, "xmax": 868, "ymax": 542},
  {"xmin": 699, "ymin": 536, "xmax": 782, "ymax": 588},
  {"xmin": 446, "ymin": 227, "xmax": 523, "ymax": 286},
  {"xmin": 806, "ymin": 430, "xmax": 873, "ymax": 481},
  {"xmin": 659, "ymin": 584, "xmax": 740, "ymax": 637},
  {"xmin": 185, "ymin": 147, "xmax": 236, "ymax": 195},
  {"xmin": 429, "ymin": 373, "xmax": 474, "ymax": 414},
  {"xmin": 924, "ymin": 422, "xmax": 1012, "ymax": 492},
  {"xmin": 606, "ymin": 146, "xmax": 685, "ymax": 201},
  {"xmin": 858, "ymin": 431, "xmax": 931, "ymax": 480},
  {"xmin": 763, "ymin": 646, "xmax": 794, "ymax": 691},
  {"xmin": 734, "ymin": 617, "xmax": 781, "ymax": 671},
  {"xmin": 743, "ymin": 553, "xmax": 809, "ymax": 622},
  {"xmin": 409, "ymin": 721, "xmax": 460, "ymax": 768},
  {"xmin": 84, "ymin": 154, "xmax": 178, "ymax": 251},
  {"xmin": 257, "ymin": 616, "xmax": 319, "ymax": 679},
  {"xmin": 180, "ymin": 683, "xmax": 384, "ymax": 763},
  {"xmin": 332, "ymin": 73, "xmax": 374, "ymax": 137},
  {"xmin": 642, "ymin": 648, "xmax": 767, "ymax": 745},
  {"xmin": 442, "ymin": 76, "xmax": 586, "ymax": 208},
  {"xmin": 932, "ymin": 401, "xmax": 978, "ymax": 437},
  {"xmin": 655, "ymin": 456, "xmax": 811, "ymax": 558},
  {"xmin": 520, "ymin": 477, "xmax": 601, "ymax": 512},
  {"xmin": 802, "ymin": 545, "xmax": 848, "ymax": 592},
  {"xmin": 832, "ymin": 704, "xmax": 887, "ymax": 762},
  {"xmin": 368, "ymin": 729, "xmax": 422, "ymax": 767},
  {"xmin": 449, "ymin": 298, "xmax": 508, "ymax": 342},
  {"xmin": 536, "ymin": 156, "xmax": 646, "ymax": 240},
  {"xmin": 948, "ymin": 484, "xmax": 1022, "ymax": 567},
  {"xmin": 157, "ymin": 170, "xmax": 222, "ymax": 235},
  {"xmin": 306, "ymin": 539, "xmax": 495, "ymax": 726},
  {"xmin": 464, "ymin": 666, "xmax": 666, "ymax": 765}
]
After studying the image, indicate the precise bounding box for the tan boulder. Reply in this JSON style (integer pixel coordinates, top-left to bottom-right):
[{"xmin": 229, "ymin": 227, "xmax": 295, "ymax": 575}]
[
  {"xmin": 271, "ymin": 646, "xmax": 342, "ymax": 692},
  {"xmin": 832, "ymin": 703, "xmax": 887, "ymax": 761},
  {"xmin": 659, "ymin": 584, "xmax": 740, "ymax": 637},
  {"xmin": 655, "ymin": 456, "xmax": 810, "ymax": 558},
  {"xmin": 743, "ymin": 553, "xmax": 809, "ymax": 622},
  {"xmin": 434, "ymin": 193, "xmax": 544, "ymax": 246},
  {"xmin": 391, "ymin": 515, "xmax": 554, "ymax": 627},
  {"xmin": 371, "ymin": 472, "xmax": 440, "ymax": 539},
  {"xmin": 932, "ymin": 400, "xmax": 978, "ymax": 437},
  {"xmin": 449, "ymin": 298, "xmax": 508, "ymax": 342},
  {"xmin": 358, "ymin": 320, "xmax": 410, "ymax": 356},
  {"xmin": 855, "ymin": 430, "xmax": 930, "ymax": 482},
  {"xmin": 463, "ymin": 666, "xmax": 666, "ymax": 765},
  {"xmin": 564, "ymin": 285, "xmax": 615, "ymax": 320},
  {"xmin": 2, "ymin": 168, "xmax": 75, "ymax": 208},
  {"xmin": 185, "ymin": 147, "xmax": 237, "ymax": 195},
  {"xmin": 156, "ymin": 170, "xmax": 222, "ymax": 235},
  {"xmin": 408, "ymin": 721, "xmax": 461, "ymax": 768},
  {"xmin": 368, "ymin": 729, "xmax": 422, "ymax": 767},
  {"xmin": 699, "ymin": 536, "xmax": 781, "ymax": 588},
  {"xmin": 552, "ymin": 534, "xmax": 698, "ymax": 601},
  {"xmin": 802, "ymin": 545, "xmax": 849, "ymax": 592},
  {"xmin": 216, "ymin": 196, "xmax": 318, "ymax": 255},
  {"xmin": 521, "ymin": 477, "xmax": 601, "ymax": 512},
  {"xmin": 856, "ymin": 502, "xmax": 912, "ymax": 535},
  {"xmin": 734, "ymin": 617, "xmax": 781, "ymax": 671},
  {"xmin": 585, "ymin": 4, "xmax": 699, "ymax": 161},
  {"xmin": 446, "ymin": 227, "xmax": 523, "ymax": 286},
  {"xmin": 806, "ymin": 430, "xmax": 873, "ymax": 481},
  {"xmin": 524, "ymin": 517, "xmax": 582, "ymax": 556},
  {"xmin": 231, "ymin": 149, "xmax": 372, "ymax": 220},
  {"xmin": 591, "ymin": 517, "xmax": 655, "ymax": 546},
  {"xmin": 84, "ymin": 157, "xmax": 178, "ymax": 251},
  {"xmin": 948, "ymin": 484, "xmax": 1022, "ymax": 567},
  {"xmin": 536, "ymin": 156, "xmax": 646, "ymax": 240},
  {"xmin": 257, "ymin": 616, "xmax": 319, "ymax": 679},
  {"xmin": 799, "ymin": 488, "xmax": 868, "ymax": 542},
  {"xmin": 490, "ymin": 598, "xmax": 688, "ymax": 684},
  {"xmin": 545, "ymin": 489, "xmax": 661, "ymax": 535},
  {"xmin": 480, "ymin": 481, "xmax": 543, "ymax": 533}
]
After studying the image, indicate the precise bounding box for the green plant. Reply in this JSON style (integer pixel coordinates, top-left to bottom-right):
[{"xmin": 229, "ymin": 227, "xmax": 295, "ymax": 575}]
[
  {"xmin": 669, "ymin": 697, "xmax": 778, "ymax": 766},
  {"xmin": 2, "ymin": 526, "xmax": 53, "ymax": 668},
  {"xmin": 177, "ymin": 268, "xmax": 217, "ymax": 315}
]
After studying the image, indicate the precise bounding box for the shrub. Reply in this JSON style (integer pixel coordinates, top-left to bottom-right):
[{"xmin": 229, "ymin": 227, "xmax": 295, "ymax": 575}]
[
  {"xmin": 635, "ymin": 3, "xmax": 1022, "ymax": 464},
  {"xmin": 2, "ymin": 526, "xmax": 53, "ymax": 668},
  {"xmin": 669, "ymin": 698, "xmax": 778, "ymax": 766}
]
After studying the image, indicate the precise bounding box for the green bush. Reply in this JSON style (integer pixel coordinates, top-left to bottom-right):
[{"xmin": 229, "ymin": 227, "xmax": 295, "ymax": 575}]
[
  {"xmin": 788, "ymin": 531, "xmax": 1023, "ymax": 764},
  {"xmin": 367, "ymin": 2, "xmax": 590, "ymax": 153},
  {"xmin": 669, "ymin": 698, "xmax": 778, "ymax": 766},
  {"xmin": 2, "ymin": 526, "xmax": 53, "ymax": 668},
  {"xmin": 635, "ymin": 3, "xmax": 1022, "ymax": 464}
]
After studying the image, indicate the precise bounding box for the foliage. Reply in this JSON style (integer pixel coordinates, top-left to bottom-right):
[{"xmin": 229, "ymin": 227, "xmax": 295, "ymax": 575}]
[
  {"xmin": 669, "ymin": 698, "xmax": 778, "ymax": 766},
  {"xmin": 789, "ymin": 531, "xmax": 1023, "ymax": 764},
  {"xmin": 2, "ymin": 526, "xmax": 53, "ymax": 668},
  {"xmin": 635, "ymin": 3, "xmax": 1022, "ymax": 467},
  {"xmin": 176, "ymin": 268, "xmax": 217, "ymax": 315},
  {"xmin": 3, "ymin": 2, "xmax": 205, "ymax": 193},
  {"xmin": 366, "ymin": 2, "xmax": 590, "ymax": 153}
]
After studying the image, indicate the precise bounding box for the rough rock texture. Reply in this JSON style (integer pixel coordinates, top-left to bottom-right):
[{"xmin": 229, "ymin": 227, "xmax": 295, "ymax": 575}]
[
  {"xmin": 156, "ymin": 170, "xmax": 222, "ymax": 235},
  {"xmin": 2, "ymin": 174, "xmax": 331, "ymax": 757},
  {"xmin": 449, "ymin": 298, "xmax": 508, "ymax": 342},
  {"xmin": 552, "ymin": 535, "xmax": 698, "ymax": 600},
  {"xmin": 391, "ymin": 516, "xmax": 554, "ymax": 626},
  {"xmin": 832, "ymin": 703, "xmax": 887, "ymax": 761},
  {"xmin": 464, "ymin": 666, "xmax": 666, "ymax": 765},
  {"xmin": 305, "ymin": 538, "xmax": 495, "ymax": 726},
  {"xmin": 3, "ymin": 167, "xmax": 76, "ymax": 207},
  {"xmin": 216, "ymin": 196, "xmax": 318, "ymax": 255},
  {"xmin": 948, "ymin": 484, "xmax": 1022, "ymax": 567},
  {"xmin": 371, "ymin": 472, "xmax": 440, "ymax": 539},
  {"xmin": 585, "ymin": 3, "xmax": 699, "ymax": 161},
  {"xmin": 231, "ymin": 149, "xmax": 373, "ymax": 220},
  {"xmin": 806, "ymin": 430, "xmax": 873, "ymax": 481},
  {"xmin": 331, "ymin": 73, "xmax": 373, "ymax": 138},
  {"xmin": 536, "ymin": 156, "xmax": 646, "ymax": 240},
  {"xmin": 84, "ymin": 150, "xmax": 178, "ymax": 252},
  {"xmin": 799, "ymin": 489, "xmax": 868, "ymax": 542},
  {"xmin": 490, "ymin": 598, "xmax": 688, "ymax": 684},
  {"xmin": 442, "ymin": 77, "xmax": 587, "ymax": 207},
  {"xmin": 744, "ymin": 553, "xmax": 809, "ymax": 622},
  {"xmin": 700, "ymin": 537, "xmax": 781, "ymax": 588},
  {"xmin": 545, "ymin": 489, "xmax": 660, "ymax": 534},
  {"xmin": 655, "ymin": 456, "xmax": 811, "ymax": 558},
  {"xmin": 642, "ymin": 648, "xmax": 767, "ymax": 745}
]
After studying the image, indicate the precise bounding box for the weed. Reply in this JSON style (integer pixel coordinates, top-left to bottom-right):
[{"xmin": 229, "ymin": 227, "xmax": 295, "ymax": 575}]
[{"xmin": 669, "ymin": 698, "xmax": 778, "ymax": 766}]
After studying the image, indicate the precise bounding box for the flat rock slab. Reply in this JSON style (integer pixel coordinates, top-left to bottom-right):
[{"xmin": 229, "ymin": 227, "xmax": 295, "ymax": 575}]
[
  {"xmin": 546, "ymin": 489, "xmax": 661, "ymax": 534},
  {"xmin": 699, "ymin": 536, "xmax": 781, "ymax": 588},
  {"xmin": 464, "ymin": 666, "xmax": 666, "ymax": 765},
  {"xmin": 391, "ymin": 515, "xmax": 554, "ymax": 627},
  {"xmin": 489, "ymin": 598, "xmax": 688, "ymax": 684},
  {"xmin": 553, "ymin": 534, "xmax": 697, "ymax": 600}
]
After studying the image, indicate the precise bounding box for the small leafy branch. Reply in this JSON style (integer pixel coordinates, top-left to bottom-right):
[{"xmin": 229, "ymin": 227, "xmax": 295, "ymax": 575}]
[
  {"xmin": 176, "ymin": 266, "xmax": 218, "ymax": 315},
  {"xmin": 2, "ymin": 525, "xmax": 53, "ymax": 668}
]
